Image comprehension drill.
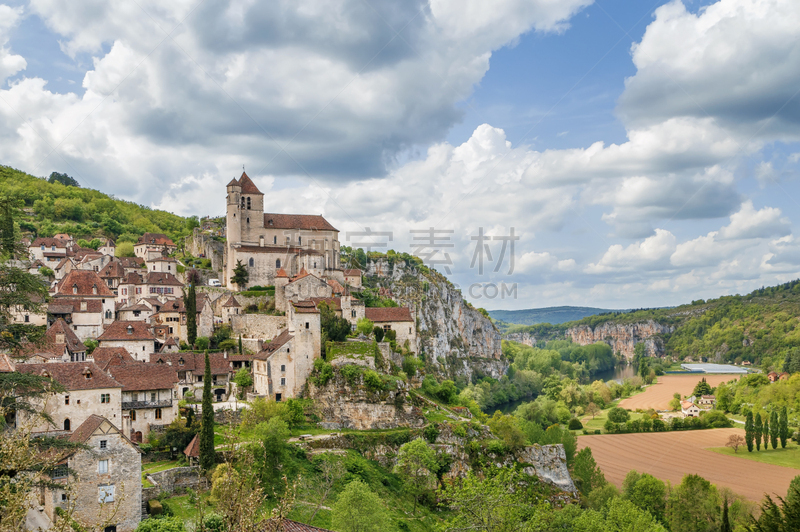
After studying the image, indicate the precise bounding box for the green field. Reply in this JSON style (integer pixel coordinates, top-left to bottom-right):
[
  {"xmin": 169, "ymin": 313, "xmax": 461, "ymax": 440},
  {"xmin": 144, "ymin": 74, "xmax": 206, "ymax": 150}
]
[{"xmin": 707, "ymin": 441, "xmax": 800, "ymax": 469}]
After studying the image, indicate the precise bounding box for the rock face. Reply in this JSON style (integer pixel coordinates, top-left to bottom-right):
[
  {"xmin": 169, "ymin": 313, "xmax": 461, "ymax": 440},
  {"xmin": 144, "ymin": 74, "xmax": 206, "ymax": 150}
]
[
  {"xmin": 567, "ymin": 320, "xmax": 674, "ymax": 360},
  {"xmin": 503, "ymin": 331, "xmax": 536, "ymax": 346},
  {"xmin": 186, "ymin": 227, "xmax": 225, "ymax": 274},
  {"xmin": 366, "ymin": 259, "xmax": 506, "ymax": 381},
  {"xmin": 309, "ymin": 370, "xmax": 426, "ymax": 430}
]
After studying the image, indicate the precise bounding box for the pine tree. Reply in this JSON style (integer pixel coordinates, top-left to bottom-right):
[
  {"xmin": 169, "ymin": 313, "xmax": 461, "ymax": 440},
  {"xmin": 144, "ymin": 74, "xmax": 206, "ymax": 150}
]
[
  {"xmin": 764, "ymin": 413, "xmax": 770, "ymax": 449},
  {"xmin": 199, "ymin": 350, "xmax": 215, "ymax": 471},
  {"xmin": 231, "ymin": 259, "xmax": 249, "ymax": 290},
  {"xmin": 745, "ymin": 411, "xmax": 755, "ymax": 452},
  {"xmin": 720, "ymin": 498, "xmax": 731, "ymax": 532},
  {"xmin": 185, "ymin": 280, "xmax": 197, "ymax": 348},
  {"xmin": 238, "ymin": 334, "xmax": 243, "ymax": 355},
  {"xmin": 780, "ymin": 406, "xmax": 789, "ymax": 449},
  {"xmin": 755, "ymin": 413, "xmax": 763, "ymax": 451},
  {"xmin": 771, "ymin": 410, "xmax": 780, "ymax": 449}
]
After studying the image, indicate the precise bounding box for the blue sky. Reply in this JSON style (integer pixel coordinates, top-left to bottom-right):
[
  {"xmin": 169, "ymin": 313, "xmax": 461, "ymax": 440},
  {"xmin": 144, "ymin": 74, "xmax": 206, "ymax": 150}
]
[{"xmin": 2, "ymin": 0, "xmax": 800, "ymax": 310}]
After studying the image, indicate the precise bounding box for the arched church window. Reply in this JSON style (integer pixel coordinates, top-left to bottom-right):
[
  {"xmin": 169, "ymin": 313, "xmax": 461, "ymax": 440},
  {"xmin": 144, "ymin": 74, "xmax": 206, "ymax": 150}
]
[
  {"xmin": 273, "ymin": 236, "xmax": 277, "ymax": 244},
  {"xmin": 276, "ymin": 259, "xmax": 281, "ymax": 269},
  {"xmin": 241, "ymin": 197, "xmax": 245, "ymax": 209},
  {"xmin": 249, "ymin": 258, "xmax": 254, "ymax": 267}
]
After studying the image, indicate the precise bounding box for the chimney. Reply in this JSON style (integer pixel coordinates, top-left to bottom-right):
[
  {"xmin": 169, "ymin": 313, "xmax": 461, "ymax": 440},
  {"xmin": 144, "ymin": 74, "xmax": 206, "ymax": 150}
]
[{"xmin": 223, "ymin": 351, "xmax": 228, "ymax": 359}]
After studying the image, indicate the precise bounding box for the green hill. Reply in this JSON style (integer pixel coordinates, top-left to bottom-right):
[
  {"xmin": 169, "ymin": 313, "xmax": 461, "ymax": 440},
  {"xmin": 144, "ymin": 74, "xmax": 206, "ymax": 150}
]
[
  {"xmin": 488, "ymin": 306, "xmax": 622, "ymax": 326},
  {"xmin": 1, "ymin": 165, "xmax": 197, "ymax": 244}
]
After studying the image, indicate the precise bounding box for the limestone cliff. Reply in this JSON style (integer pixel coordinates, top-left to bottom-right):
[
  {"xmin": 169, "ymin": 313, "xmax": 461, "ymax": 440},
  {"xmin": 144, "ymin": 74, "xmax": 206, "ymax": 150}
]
[
  {"xmin": 567, "ymin": 320, "xmax": 674, "ymax": 360},
  {"xmin": 364, "ymin": 259, "xmax": 506, "ymax": 381},
  {"xmin": 503, "ymin": 331, "xmax": 537, "ymax": 346}
]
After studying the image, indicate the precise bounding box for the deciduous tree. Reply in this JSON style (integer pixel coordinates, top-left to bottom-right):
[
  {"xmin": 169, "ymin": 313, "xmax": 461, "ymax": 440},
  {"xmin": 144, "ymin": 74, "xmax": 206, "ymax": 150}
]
[
  {"xmin": 394, "ymin": 438, "xmax": 438, "ymax": 514},
  {"xmin": 331, "ymin": 479, "xmax": 389, "ymax": 532},
  {"xmin": 726, "ymin": 434, "xmax": 745, "ymax": 453}
]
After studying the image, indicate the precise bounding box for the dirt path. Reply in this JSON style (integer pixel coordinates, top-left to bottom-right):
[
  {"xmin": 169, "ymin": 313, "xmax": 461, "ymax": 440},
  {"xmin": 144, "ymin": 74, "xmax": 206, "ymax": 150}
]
[
  {"xmin": 578, "ymin": 428, "xmax": 800, "ymax": 501},
  {"xmin": 618, "ymin": 374, "xmax": 741, "ymax": 411}
]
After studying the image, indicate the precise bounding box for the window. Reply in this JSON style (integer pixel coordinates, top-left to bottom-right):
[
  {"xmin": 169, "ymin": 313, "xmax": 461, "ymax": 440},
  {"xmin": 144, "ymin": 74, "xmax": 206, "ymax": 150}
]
[
  {"xmin": 150, "ymin": 392, "xmax": 156, "ymax": 402},
  {"xmin": 104, "ymin": 526, "xmax": 117, "ymax": 532},
  {"xmin": 298, "ymin": 236, "xmax": 302, "ymax": 245},
  {"xmin": 249, "ymin": 258, "xmax": 254, "ymax": 267},
  {"xmin": 276, "ymin": 259, "xmax": 281, "ymax": 268},
  {"xmin": 63, "ymin": 419, "xmax": 71, "ymax": 431},
  {"xmin": 246, "ymin": 197, "xmax": 251, "ymax": 210},
  {"xmin": 65, "ymin": 395, "xmax": 70, "ymax": 405},
  {"xmin": 155, "ymin": 408, "xmax": 162, "ymax": 420},
  {"xmin": 280, "ymin": 364, "xmax": 285, "ymax": 372},
  {"xmin": 51, "ymin": 465, "xmax": 68, "ymax": 479},
  {"xmin": 100, "ymin": 440, "xmax": 107, "ymax": 449},
  {"xmin": 24, "ymin": 314, "xmax": 29, "ymax": 323},
  {"xmin": 101, "ymin": 393, "xmax": 110, "ymax": 403},
  {"xmin": 98, "ymin": 485, "xmax": 114, "ymax": 503},
  {"xmin": 352, "ymin": 310, "xmax": 357, "ymax": 318},
  {"xmin": 130, "ymin": 410, "xmax": 136, "ymax": 421},
  {"xmin": 246, "ymin": 217, "xmax": 249, "ymax": 224},
  {"xmin": 383, "ymin": 325, "xmax": 391, "ymax": 332},
  {"xmin": 41, "ymin": 244, "xmax": 44, "ymax": 250},
  {"xmin": 280, "ymin": 378, "xmax": 286, "ymax": 386},
  {"xmin": 61, "ymin": 493, "xmax": 67, "ymax": 502},
  {"xmin": 98, "ymin": 460, "xmax": 109, "ymax": 474},
  {"xmin": 273, "ymin": 236, "xmax": 277, "ymax": 244},
  {"xmin": 105, "ymin": 310, "xmax": 112, "ymax": 319},
  {"xmin": 276, "ymin": 393, "xmax": 282, "ymax": 402}
]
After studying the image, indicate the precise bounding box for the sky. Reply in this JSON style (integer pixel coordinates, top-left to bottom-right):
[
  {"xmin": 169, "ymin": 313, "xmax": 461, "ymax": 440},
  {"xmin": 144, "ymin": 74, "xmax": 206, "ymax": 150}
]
[{"xmin": 2, "ymin": 0, "xmax": 800, "ymax": 311}]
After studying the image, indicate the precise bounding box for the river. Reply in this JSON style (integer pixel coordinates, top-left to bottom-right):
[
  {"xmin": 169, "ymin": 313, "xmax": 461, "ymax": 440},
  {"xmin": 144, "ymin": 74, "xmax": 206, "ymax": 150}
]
[{"xmin": 484, "ymin": 364, "xmax": 638, "ymax": 415}]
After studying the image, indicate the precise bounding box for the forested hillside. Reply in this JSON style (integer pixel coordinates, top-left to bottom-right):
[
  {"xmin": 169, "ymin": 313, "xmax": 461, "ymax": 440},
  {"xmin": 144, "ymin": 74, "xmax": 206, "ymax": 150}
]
[
  {"xmin": 0, "ymin": 165, "xmax": 196, "ymax": 243},
  {"xmin": 506, "ymin": 280, "xmax": 800, "ymax": 369},
  {"xmin": 489, "ymin": 306, "xmax": 620, "ymax": 327}
]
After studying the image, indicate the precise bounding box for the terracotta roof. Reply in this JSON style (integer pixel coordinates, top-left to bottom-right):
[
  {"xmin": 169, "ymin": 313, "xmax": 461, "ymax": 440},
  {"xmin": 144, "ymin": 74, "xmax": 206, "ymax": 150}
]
[
  {"xmin": 145, "ymin": 272, "xmax": 184, "ymax": 286},
  {"xmin": 327, "ymin": 280, "xmax": 344, "ymax": 294},
  {"xmin": 136, "ymin": 233, "xmax": 175, "ymax": 247},
  {"xmin": 310, "ymin": 297, "xmax": 341, "ymax": 311},
  {"xmin": 98, "ymin": 321, "xmax": 156, "ymax": 341},
  {"xmin": 43, "ymin": 252, "xmax": 67, "ymax": 258},
  {"xmin": 152, "ymin": 352, "xmax": 231, "ymax": 375},
  {"xmin": 0, "ymin": 353, "xmax": 15, "ymax": 372},
  {"xmin": 701, "ymin": 395, "xmax": 715, "ymax": 399},
  {"xmin": 99, "ymin": 261, "xmax": 126, "ymax": 279},
  {"xmin": 263, "ymin": 213, "xmax": 337, "ymax": 232},
  {"xmin": 17, "ymin": 362, "xmax": 122, "ymax": 391},
  {"xmin": 681, "ymin": 401, "xmax": 696, "ymax": 409},
  {"xmin": 184, "ymin": 433, "xmax": 200, "ymax": 458},
  {"xmin": 261, "ymin": 520, "xmax": 333, "ymax": 532},
  {"xmin": 32, "ymin": 237, "xmax": 69, "ymax": 248},
  {"xmin": 119, "ymin": 303, "xmax": 152, "ymax": 312},
  {"xmin": 343, "ymin": 269, "xmax": 361, "ymax": 277},
  {"xmin": 292, "ymin": 301, "xmax": 320, "ymax": 314},
  {"xmin": 48, "ymin": 299, "xmax": 103, "ymax": 314},
  {"xmin": 222, "ymin": 295, "xmax": 241, "ymax": 308},
  {"xmin": 46, "ymin": 318, "xmax": 86, "ymax": 354},
  {"xmin": 55, "ymin": 270, "xmax": 114, "ymax": 297},
  {"xmin": 226, "ymin": 177, "xmax": 240, "ymax": 187},
  {"xmin": 107, "ymin": 363, "xmax": 179, "ymax": 391},
  {"xmin": 275, "ymin": 268, "xmax": 289, "ymax": 278},
  {"xmin": 91, "ymin": 347, "xmax": 136, "ymax": 368},
  {"xmin": 238, "ymin": 171, "xmax": 263, "ymax": 195},
  {"xmin": 118, "ymin": 257, "xmax": 145, "ymax": 269},
  {"xmin": 255, "ymin": 330, "xmax": 294, "ymax": 359},
  {"xmin": 68, "ymin": 415, "xmax": 107, "ymax": 443},
  {"xmin": 160, "ymin": 337, "xmax": 179, "ymax": 351},
  {"xmin": 365, "ymin": 307, "xmax": 413, "ymax": 322}
]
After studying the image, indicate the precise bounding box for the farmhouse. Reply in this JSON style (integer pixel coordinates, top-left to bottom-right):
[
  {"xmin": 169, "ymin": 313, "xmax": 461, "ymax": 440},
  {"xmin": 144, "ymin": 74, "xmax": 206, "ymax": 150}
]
[{"xmin": 681, "ymin": 400, "xmax": 700, "ymax": 418}]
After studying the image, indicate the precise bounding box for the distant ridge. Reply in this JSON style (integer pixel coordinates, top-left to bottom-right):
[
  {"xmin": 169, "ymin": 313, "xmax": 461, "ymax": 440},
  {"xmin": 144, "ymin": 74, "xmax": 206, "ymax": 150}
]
[{"xmin": 488, "ymin": 306, "xmax": 625, "ymax": 326}]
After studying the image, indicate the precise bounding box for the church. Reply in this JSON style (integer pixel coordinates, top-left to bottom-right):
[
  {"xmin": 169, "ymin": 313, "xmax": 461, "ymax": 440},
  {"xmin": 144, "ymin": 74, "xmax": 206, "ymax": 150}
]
[{"xmin": 225, "ymin": 172, "xmax": 342, "ymax": 288}]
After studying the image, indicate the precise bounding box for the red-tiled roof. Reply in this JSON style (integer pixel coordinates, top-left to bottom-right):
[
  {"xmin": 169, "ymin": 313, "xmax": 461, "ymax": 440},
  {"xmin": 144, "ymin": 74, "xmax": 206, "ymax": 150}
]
[
  {"xmin": 68, "ymin": 414, "xmax": 107, "ymax": 443},
  {"xmin": 223, "ymin": 295, "xmax": 241, "ymax": 308},
  {"xmin": 46, "ymin": 318, "xmax": 86, "ymax": 354},
  {"xmin": 91, "ymin": 347, "xmax": 136, "ymax": 368},
  {"xmin": 343, "ymin": 269, "xmax": 361, "ymax": 276},
  {"xmin": 151, "ymin": 352, "xmax": 231, "ymax": 375},
  {"xmin": 238, "ymin": 171, "xmax": 263, "ymax": 195},
  {"xmin": 292, "ymin": 301, "xmax": 320, "ymax": 314},
  {"xmin": 107, "ymin": 363, "xmax": 179, "ymax": 391},
  {"xmin": 184, "ymin": 433, "xmax": 200, "ymax": 458},
  {"xmin": 137, "ymin": 233, "xmax": 175, "ymax": 247},
  {"xmin": 263, "ymin": 213, "xmax": 337, "ymax": 232},
  {"xmin": 226, "ymin": 177, "xmax": 240, "ymax": 187},
  {"xmin": 17, "ymin": 362, "xmax": 122, "ymax": 391},
  {"xmin": 99, "ymin": 260, "xmax": 126, "ymax": 279},
  {"xmin": 48, "ymin": 299, "xmax": 103, "ymax": 314},
  {"xmin": 365, "ymin": 307, "xmax": 413, "ymax": 322},
  {"xmin": 327, "ymin": 280, "xmax": 344, "ymax": 294},
  {"xmin": 31, "ymin": 237, "xmax": 69, "ymax": 248},
  {"xmin": 255, "ymin": 330, "xmax": 293, "ymax": 359},
  {"xmin": 55, "ymin": 270, "xmax": 114, "ymax": 297},
  {"xmin": 118, "ymin": 257, "xmax": 145, "ymax": 269},
  {"xmin": 275, "ymin": 268, "xmax": 289, "ymax": 278},
  {"xmin": 98, "ymin": 321, "xmax": 156, "ymax": 341}
]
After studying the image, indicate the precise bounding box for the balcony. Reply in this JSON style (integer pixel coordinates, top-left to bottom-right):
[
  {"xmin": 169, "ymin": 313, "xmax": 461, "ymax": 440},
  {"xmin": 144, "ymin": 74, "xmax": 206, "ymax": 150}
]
[{"xmin": 121, "ymin": 399, "xmax": 173, "ymax": 410}]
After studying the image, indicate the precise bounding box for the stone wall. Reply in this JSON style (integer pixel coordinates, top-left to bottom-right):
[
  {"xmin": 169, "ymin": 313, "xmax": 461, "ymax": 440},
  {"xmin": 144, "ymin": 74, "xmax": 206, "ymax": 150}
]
[
  {"xmin": 186, "ymin": 228, "xmax": 225, "ymax": 274},
  {"xmin": 231, "ymin": 314, "xmax": 287, "ymax": 340},
  {"xmin": 146, "ymin": 467, "xmax": 207, "ymax": 495},
  {"xmin": 567, "ymin": 320, "xmax": 674, "ymax": 360}
]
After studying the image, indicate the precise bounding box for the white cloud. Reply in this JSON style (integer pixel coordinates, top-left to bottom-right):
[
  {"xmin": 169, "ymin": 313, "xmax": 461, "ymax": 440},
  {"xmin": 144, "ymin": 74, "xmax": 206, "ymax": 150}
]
[
  {"xmin": 586, "ymin": 229, "xmax": 677, "ymax": 274},
  {"xmin": 718, "ymin": 200, "xmax": 790, "ymax": 240},
  {"xmin": 0, "ymin": 5, "xmax": 25, "ymax": 82}
]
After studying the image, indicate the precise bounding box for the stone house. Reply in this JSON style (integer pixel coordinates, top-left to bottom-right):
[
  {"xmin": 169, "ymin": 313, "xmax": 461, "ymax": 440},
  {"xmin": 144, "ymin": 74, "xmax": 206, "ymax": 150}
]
[
  {"xmin": 97, "ymin": 321, "xmax": 157, "ymax": 361},
  {"xmin": 146, "ymin": 256, "xmax": 179, "ymax": 274},
  {"xmin": 46, "ymin": 415, "xmax": 142, "ymax": 532},
  {"xmin": 150, "ymin": 296, "xmax": 214, "ymax": 344},
  {"xmin": 106, "ymin": 363, "xmax": 178, "ymax": 442},
  {"xmin": 252, "ymin": 300, "xmax": 321, "ymax": 401},
  {"xmin": 16, "ymin": 362, "xmax": 123, "ymax": 433},
  {"xmin": 98, "ymin": 260, "xmax": 127, "ymax": 293},
  {"xmin": 47, "ymin": 298, "xmax": 106, "ymax": 342},
  {"xmin": 134, "ymin": 232, "xmax": 176, "ymax": 260},
  {"xmin": 53, "ymin": 257, "xmax": 77, "ymax": 280},
  {"xmin": 222, "ymin": 295, "xmax": 241, "ymax": 323},
  {"xmin": 308, "ymin": 295, "xmax": 365, "ymax": 328},
  {"xmin": 29, "ymin": 236, "xmax": 70, "ymax": 263},
  {"xmin": 768, "ymin": 371, "xmax": 779, "ymax": 382},
  {"xmin": 365, "ymin": 307, "xmax": 416, "ymax": 347},
  {"xmin": 53, "ymin": 269, "xmax": 117, "ymax": 334},
  {"xmin": 117, "ymin": 303, "xmax": 153, "ymax": 322},
  {"xmin": 225, "ymin": 172, "xmax": 340, "ymax": 288},
  {"xmin": 275, "ymin": 268, "xmax": 333, "ymax": 312},
  {"xmin": 697, "ymin": 395, "xmax": 716, "ymax": 407},
  {"xmin": 117, "ymin": 271, "xmax": 184, "ymax": 306},
  {"xmin": 117, "ymin": 256, "xmax": 146, "ymax": 274},
  {"xmin": 77, "ymin": 253, "xmax": 114, "ymax": 274},
  {"xmin": 151, "ymin": 351, "xmax": 233, "ymax": 401},
  {"xmin": 98, "ymin": 239, "xmax": 116, "ymax": 257},
  {"xmin": 343, "ymin": 268, "xmax": 362, "ymax": 289},
  {"xmin": 41, "ymin": 318, "xmax": 88, "ymax": 362},
  {"xmin": 90, "ymin": 347, "xmax": 136, "ymax": 369}
]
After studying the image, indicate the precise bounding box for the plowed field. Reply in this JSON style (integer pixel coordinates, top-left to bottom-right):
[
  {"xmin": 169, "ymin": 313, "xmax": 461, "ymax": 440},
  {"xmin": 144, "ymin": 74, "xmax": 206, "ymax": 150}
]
[
  {"xmin": 578, "ymin": 428, "xmax": 800, "ymax": 501},
  {"xmin": 618, "ymin": 374, "xmax": 741, "ymax": 411}
]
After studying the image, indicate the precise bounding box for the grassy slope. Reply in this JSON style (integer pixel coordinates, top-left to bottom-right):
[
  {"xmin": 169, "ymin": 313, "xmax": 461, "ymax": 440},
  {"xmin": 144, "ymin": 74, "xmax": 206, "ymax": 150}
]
[
  {"xmin": 1, "ymin": 165, "xmax": 192, "ymax": 242},
  {"xmin": 707, "ymin": 441, "xmax": 800, "ymax": 469}
]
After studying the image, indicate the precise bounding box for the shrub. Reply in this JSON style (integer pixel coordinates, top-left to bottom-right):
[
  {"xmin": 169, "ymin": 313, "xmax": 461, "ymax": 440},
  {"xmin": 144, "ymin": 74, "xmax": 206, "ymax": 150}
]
[
  {"xmin": 607, "ymin": 407, "xmax": 630, "ymax": 423},
  {"xmin": 568, "ymin": 418, "xmax": 583, "ymax": 430},
  {"xmin": 309, "ymin": 359, "xmax": 334, "ymax": 387},
  {"xmin": 147, "ymin": 499, "xmax": 163, "ymax": 515},
  {"xmin": 340, "ymin": 364, "xmax": 363, "ymax": 386},
  {"xmin": 356, "ymin": 318, "xmax": 374, "ymax": 336},
  {"xmin": 423, "ymin": 424, "xmax": 440, "ymax": 443},
  {"xmin": 194, "ymin": 337, "xmax": 209, "ymax": 350},
  {"xmin": 373, "ymin": 326, "xmax": 385, "ymax": 342},
  {"xmin": 202, "ymin": 514, "xmax": 225, "ymax": 532},
  {"xmin": 402, "ymin": 356, "xmax": 422, "ymax": 377},
  {"xmin": 363, "ymin": 370, "xmax": 384, "ymax": 391},
  {"xmin": 218, "ymin": 339, "xmax": 237, "ymax": 351}
]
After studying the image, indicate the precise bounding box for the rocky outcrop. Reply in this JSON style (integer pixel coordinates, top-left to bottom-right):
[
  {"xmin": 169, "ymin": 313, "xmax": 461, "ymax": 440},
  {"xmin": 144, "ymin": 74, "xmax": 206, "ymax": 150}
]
[
  {"xmin": 366, "ymin": 259, "xmax": 506, "ymax": 381},
  {"xmin": 309, "ymin": 369, "xmax": 426, "ymax": 430},
  {"xmin": 503, "ymin": 331, "xmax": 536, "ymax": 346},
  {"xmin": 186, "ymin": 227, "xmax": 225, "ymax": 274},
  {"xmin": 567, "ymin": 320, "xmax": 674, "ymax": 360}
]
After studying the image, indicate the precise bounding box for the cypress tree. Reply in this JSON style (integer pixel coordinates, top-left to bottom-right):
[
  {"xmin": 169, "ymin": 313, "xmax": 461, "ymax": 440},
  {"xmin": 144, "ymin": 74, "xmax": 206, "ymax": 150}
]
[
  {"xmin": 780, "ymin": 406, "xmax": 789, "ymax": 449},
  {"xmin": 755, "ymin": 413, "xmax": 763, "ymax": 451},
  {"xmin": 763, "ymin": 413, "xmax": 770, "ymax": 449},
  {"xmin": 771, "ymin": 410, "xmax": 780, "ymax": 449},
  {"xmin": 720, "ymin": 498, "xmax": 731, "ymax": 532},
  {"xmin": 0, "ymin": 198, "xmax": 15, "ymax": 258},
  {"xmin": 238, "ymin": 334, "xmax": 243, "ymax": 355},
  {"xmin": 199, "ymin": 350, "xmax": 215, "ymax": 471},
  {"xmin": 185, "ymin": 281, "xmax": 197, "ymax": 348},
  {"xmin": 745, "ymin": 412, "xmax": 754, "ymax": 452}
]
